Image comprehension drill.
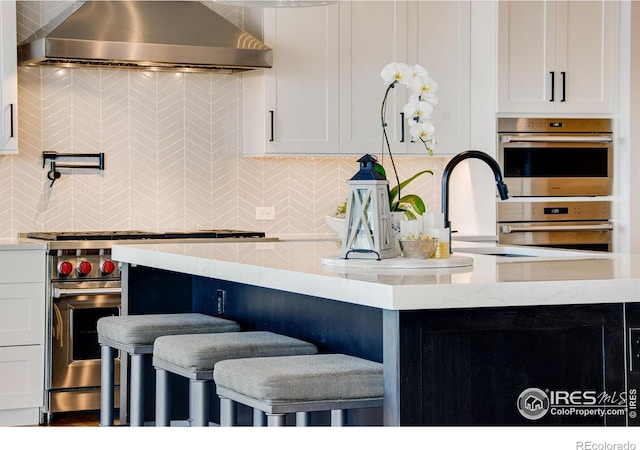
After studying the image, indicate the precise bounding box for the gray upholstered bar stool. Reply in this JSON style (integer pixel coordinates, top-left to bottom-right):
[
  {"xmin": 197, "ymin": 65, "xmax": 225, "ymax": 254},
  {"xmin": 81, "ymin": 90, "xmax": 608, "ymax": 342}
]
[
  {"xmin": 97, "ymin": 313, "xmax": 240, "ymax": 427},
  {"xmin": 152, "ymin": 331, "xmax": 318, "ymax": 427},
  {"xmin": 214, "ymin": 353, "xmax": 384, "ymax": 427}
]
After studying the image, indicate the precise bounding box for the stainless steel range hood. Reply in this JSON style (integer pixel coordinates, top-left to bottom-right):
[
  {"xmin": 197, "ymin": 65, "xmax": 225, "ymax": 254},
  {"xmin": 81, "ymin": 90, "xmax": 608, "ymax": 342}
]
[{"xmin": 18, "ymin": 1, "xmax": 273, "ymax": 73}]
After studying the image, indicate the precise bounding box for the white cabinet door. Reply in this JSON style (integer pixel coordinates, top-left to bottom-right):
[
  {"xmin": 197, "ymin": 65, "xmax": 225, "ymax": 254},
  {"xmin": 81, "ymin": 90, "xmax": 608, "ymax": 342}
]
[
  {"xmin": 498, "ymin": 0, "xmax": 615, "ymax": 114},
  {"xmin": 0, "ymin": 0, "xmax": 17, "ymax": 154},
  {"xmin": 498, "ymin": 1, "xmax": 557, "ymax": 113},
  {"xmin": 0, "ymin": 345, "xmax": 44, "ymax": 409},
  {"xmin": 339, "ymin": 1, "xmax": 471, "ymax": 157},
  {"xmin": 407, "ymin": 1, "xmax": 471, "ymax": 156},
  {"xmin": 554, "ymin": 0, "xmax": 615, "ymax": 114},
  {"xmin": 0, "ymin": 250, "xmax": 46, "ymax": 283},
  {"xmin": 338, "ymin": 1, "xmax": 407, "ymax": 156},
  {"xmin": 244, "ymin": 4, "xmax": 339, "ymax": 156},
  {"xmin": 0, "ymin": 283, "xmax": 45, "ymax": 346}
]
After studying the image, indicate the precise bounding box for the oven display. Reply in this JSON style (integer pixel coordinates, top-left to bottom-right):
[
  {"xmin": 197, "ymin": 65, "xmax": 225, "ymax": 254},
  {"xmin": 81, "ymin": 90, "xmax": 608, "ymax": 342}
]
[{"xmin": 544, "ymin": 207, "xmax": 569, "ymax": 215}]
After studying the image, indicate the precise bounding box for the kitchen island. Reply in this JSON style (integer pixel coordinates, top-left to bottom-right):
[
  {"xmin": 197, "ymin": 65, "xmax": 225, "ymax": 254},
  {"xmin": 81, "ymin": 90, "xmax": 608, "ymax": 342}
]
[{"xmin": 112, "ymin": 240, "xmax": 640, "ymax": 426}]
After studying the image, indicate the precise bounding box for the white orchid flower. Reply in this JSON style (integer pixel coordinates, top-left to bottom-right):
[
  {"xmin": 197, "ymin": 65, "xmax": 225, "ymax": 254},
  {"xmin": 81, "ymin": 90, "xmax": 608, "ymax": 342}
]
[
  {"xmin": 403, "ymin": 99, "xmax": 434, "ymax": 122},
  {"xmin": 381, "ymin": 61, "xmax": 438, "ymax": 158},
  {"xmin": 409, "ymin": 75, "xmax": 439, "ymax": 104},
  {"xmin": 381, "ymin": 62, "xmax": 413, "ymax": 86},
  {"xmin": 412, "ymin": 64, "xmax": 428, "ymax": 79},
  {"xmin": 410, "ymin": 121, "xmax": 435, "ymax": 142},
  {"xmin": 409, "ymin": 91, "xmax": 439, "ymax": 106}
]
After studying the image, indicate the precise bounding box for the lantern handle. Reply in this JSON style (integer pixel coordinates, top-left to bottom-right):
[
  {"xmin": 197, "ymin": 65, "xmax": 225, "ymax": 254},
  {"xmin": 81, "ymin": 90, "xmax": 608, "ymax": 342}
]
[{"xmin": 343, "ymin": 249, "xmax": 381, "ymax": 261}]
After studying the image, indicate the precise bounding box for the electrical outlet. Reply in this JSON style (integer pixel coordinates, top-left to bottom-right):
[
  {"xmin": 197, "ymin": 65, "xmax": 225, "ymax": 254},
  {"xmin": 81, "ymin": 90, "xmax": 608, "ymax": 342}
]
[
  {"xmin": 255, "ymin": 206, "xmax": 275, "ymax": 221},
  {"xmin": 216, "ymin": 289, "xmax": 226, "ymax": 315}
]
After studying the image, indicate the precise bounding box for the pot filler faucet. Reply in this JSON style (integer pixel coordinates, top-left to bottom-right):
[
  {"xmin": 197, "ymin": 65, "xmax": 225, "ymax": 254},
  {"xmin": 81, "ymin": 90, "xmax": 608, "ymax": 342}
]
[{"xmin": 441, "ymin": 150, "xmax": 510, "ymax": 253}]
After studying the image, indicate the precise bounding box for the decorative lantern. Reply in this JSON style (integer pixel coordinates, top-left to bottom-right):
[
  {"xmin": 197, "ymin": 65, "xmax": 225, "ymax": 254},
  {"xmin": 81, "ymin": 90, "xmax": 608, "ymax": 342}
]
[{"xmin": 340, "ymin": 154, "xmax": 398, "ymax": 260}]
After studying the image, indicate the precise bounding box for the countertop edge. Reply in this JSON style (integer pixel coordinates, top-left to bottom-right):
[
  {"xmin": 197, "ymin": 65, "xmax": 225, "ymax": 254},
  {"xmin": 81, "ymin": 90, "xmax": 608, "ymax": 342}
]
[{"xmin": 112, "ymin": 242, "xmax": 640, "ymax": 311}]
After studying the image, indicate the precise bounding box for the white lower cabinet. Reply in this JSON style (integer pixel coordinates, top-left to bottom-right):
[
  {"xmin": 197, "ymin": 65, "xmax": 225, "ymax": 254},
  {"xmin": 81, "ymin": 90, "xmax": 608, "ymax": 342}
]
[
  {"xmin": 0, "ymin": 248, "xmax": 46, "ymax": 426},
  {"xmin": 0, "ymin": 283, "xmax": 45, "ymax": 346},
  {"xmin": 0, "ymin": 346, "xmax": 44, "ymax": 409}
]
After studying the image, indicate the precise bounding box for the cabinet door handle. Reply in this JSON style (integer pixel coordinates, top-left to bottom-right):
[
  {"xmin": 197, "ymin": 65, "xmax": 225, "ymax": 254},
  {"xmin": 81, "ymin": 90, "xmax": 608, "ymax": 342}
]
[
  {"xmin": 9, "ymin": 103, "xmax": 14, "ymax": 138},
  {"xmin": 400, "ymin": 112, "xmax": 405, "ymax": 142},
  {"xmin": 269, "ymin": 110, "xmax": 274, "ymax": 142},
  {"xmin": 549, "ymin": 71, "xmax": 555, "ymax": 102},
  {"xmin": 560, "ymin": 71, "xmax": 566, "ymax": 102}
]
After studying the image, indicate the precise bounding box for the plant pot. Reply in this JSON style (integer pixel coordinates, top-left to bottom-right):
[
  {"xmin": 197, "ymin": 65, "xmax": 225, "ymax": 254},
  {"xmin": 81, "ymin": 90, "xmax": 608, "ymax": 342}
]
[{"xmin": 324, "ymin": 215, "xmax": 345, "ymax": 238}]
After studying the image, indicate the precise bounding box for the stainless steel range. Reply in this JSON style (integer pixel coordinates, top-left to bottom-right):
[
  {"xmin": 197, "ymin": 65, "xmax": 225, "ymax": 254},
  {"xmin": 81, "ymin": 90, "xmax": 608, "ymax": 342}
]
[{"xmin": 20, "ymin": 229, "xmax": 269, "ymax": 424}]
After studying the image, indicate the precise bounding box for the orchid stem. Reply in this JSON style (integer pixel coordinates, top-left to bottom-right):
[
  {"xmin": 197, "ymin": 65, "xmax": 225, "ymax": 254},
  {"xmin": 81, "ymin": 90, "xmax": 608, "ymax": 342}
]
[{"xmin": 381, "ymin": 81, "xmax": 401, "ymax": 210}]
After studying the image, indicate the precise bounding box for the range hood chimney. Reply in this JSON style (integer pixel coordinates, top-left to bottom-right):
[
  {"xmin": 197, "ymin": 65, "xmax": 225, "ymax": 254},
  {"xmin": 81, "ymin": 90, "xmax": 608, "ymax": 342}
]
[{"xmin": 18, "ymin": 1, "xmax": 273, "ymax": 73}]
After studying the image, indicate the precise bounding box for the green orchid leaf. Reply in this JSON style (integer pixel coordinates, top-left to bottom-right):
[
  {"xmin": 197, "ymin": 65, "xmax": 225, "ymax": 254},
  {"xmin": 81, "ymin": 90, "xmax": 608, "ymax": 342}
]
[
  {"xmin": 400, "ymin": 209, "xmax": 418, "ymax": 220},
  {"xmin": 388, "ymin": 169, "xmax": 433, "ymax": 207},
  {"xmin": 399, "ymin": 169, "xmax": 433, "ymax": 188},
  {"xmin": 398, "ymin": 194, "xmax": 426, "ymax": 216},
  {"xmin": 374, "ymin": 162, "xmax": 387, "ymax": 179}
]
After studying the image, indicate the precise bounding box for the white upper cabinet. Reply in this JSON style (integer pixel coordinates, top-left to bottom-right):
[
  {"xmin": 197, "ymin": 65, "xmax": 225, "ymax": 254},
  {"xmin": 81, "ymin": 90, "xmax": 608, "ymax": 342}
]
[
  {"xmin": 338, "ymin": 0, "xmax": 471, "ymax": 157},
  {"xmin": 338, "ymin": 1, "xmax": 408, "ymax": 156},
  {"xmin": 0, "ymin": 0, "xmax": 17, "ymax": 154},
  {"xmin": 243, "ymin": 4, "xmax": 339, "ymax": 156},
  {"xmin": 498, "ymin": 0, "xmax": 615, "ymax": 114},
  {"xmin": 406, "ymin": 1, "xmax": 471, "ymax": 155},
  {"xmin": 244, "ymin": 1, "xmax": 472, "ymax": 157}
]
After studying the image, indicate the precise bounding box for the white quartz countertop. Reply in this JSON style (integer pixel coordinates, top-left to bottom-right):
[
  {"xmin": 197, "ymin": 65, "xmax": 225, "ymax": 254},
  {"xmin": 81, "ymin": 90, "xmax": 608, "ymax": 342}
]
[
  {"xmin": 0, "ymin": 238, "xmax": 47, "ymax": 251},
  {"xmin": 112, "ymin": 240, "xmax": 640, "ymax": 311}
]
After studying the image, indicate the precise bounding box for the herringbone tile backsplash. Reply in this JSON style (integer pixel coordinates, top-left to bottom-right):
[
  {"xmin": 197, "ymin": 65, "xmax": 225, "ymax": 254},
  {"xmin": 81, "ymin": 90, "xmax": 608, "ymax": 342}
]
[{"xmin": 0, "ymin": 1, "xmax": 444, "ymax": 239}]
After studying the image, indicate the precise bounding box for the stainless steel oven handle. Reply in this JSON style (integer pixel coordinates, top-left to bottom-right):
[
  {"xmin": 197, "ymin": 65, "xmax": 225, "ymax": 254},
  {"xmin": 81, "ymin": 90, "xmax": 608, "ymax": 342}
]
[
  {"xmin": 501, "ymin": 224, "xmax": 614, "ymax": 234},
  {"xmin": 501, "ymin": 135, "xmax": 613, "ymax": 143},
  {"xmin": 53, "ymin": 287, "xmax": 122, "ymax": 297}
]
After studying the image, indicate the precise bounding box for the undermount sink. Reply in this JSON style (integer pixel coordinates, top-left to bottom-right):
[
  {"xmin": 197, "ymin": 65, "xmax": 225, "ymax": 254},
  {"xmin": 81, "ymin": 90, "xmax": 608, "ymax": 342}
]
[{"xmin": 452, "ymin": 245, "xmax": 607, "ymax": 261}]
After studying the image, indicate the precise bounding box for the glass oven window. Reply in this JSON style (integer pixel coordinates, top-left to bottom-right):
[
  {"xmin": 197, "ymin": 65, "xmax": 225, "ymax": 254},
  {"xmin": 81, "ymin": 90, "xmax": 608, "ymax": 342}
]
[
  {"xmin": 503, "ymin": 147, "xmax": 608, "ymax": 177},
  {"xmin": 72, "ymin": 307, "xmax": 119, "ymax": 360}
]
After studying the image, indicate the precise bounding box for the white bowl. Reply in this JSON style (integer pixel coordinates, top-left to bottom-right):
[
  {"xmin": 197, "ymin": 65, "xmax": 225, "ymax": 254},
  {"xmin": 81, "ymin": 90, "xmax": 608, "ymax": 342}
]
[{"xmin": 324, "ymin": 215, "xmax": 345, "ymax": 237}]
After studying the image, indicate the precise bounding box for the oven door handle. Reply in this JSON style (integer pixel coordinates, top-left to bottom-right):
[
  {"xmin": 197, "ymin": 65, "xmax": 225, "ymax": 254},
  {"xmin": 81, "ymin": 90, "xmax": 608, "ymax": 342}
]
[
  {"xmin": 53, "ymin": 287, "xmax": 122, "ymax": 297},
  {"xmin": 501, "ymin": 135, "xmax": 613, "ymax": 143},
  {"xmin": 501, "ymin": 224, "xmax": 614, "ymax": 234}
]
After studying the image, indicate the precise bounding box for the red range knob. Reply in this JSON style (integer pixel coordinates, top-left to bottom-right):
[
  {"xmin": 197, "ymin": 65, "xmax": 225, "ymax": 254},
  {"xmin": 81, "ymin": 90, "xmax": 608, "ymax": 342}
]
[
  {"xmin": 58, "ymin": 261, "xmax": 73, "ymax": 276},
  {"xmin": 101, "ymin": 260, "xmax": 116, "ymax": 275},
  {"xmin": 77, "ymin": 261, "xmax": 92, "ymax": 275}
]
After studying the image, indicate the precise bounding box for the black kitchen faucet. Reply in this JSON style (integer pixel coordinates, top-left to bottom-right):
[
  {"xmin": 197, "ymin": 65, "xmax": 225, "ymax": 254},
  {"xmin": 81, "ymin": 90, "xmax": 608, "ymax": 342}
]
[{"xmin": 441, "ymin": 150, "xmax": 510, "ymax": 254}]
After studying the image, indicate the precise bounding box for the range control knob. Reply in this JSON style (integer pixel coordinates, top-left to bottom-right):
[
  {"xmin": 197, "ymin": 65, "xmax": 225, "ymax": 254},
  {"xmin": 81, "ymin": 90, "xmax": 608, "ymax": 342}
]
[
  {"xmin": 58, "ymin": 261, "xmax": 73, "ymax": 276},
  {"xmin": 101, "ymin": 260, "xmax": 116, "ymax": 275},
  {"xmin": 77, "ymin": 261, "xmax": 92, "ymax": 276}
]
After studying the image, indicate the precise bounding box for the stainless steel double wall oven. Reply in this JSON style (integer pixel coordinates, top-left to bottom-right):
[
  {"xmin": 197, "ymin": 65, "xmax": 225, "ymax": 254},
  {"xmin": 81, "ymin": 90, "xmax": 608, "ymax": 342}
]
[
  {"xmin": 497, "ymin": 118, "xmax": 614, "ymax": 251},
  {"xmin": 22, "ymin": 230, "xmax": 268, "ymax": 424}
]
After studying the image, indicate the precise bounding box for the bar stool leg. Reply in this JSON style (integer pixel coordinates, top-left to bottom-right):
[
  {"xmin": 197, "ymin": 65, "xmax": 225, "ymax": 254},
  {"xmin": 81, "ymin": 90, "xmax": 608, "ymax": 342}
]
[
  {"xmin": 296, "ymin": 412, "xmax": 310, "ymax": 426},
  {"xmin": 190, "ymin": 380, "xmax": 209, "ymax": 426},
  {"xmin": 253, "ymin": 409, "xmax": 266, "ymax": 427},
  {"xmin": 330, "ymin": 409, "xmax": 346, "ymax": 426},
  {"xmin": 129, "ymin": 353, "xmax": 145, "ymax": 426},
  {"xmin": 219, "ymin": 397, "xmax": 236, "ymax": 426},
  {"xmin": 266, "ymin": 414, "xmax": 286, "ymax": 426},
  {"xmin": 155, "ymin": 368, "xmax": 170, "ymax": 426},
  {"xmin": 99, "ymin": 344, "xmax": 115, "ymax": 426}
]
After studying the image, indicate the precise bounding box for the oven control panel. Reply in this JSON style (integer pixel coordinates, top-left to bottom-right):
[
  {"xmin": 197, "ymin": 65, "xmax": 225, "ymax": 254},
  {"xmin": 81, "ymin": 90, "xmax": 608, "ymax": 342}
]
[
  {"xmin": 498, "ymin": 201, "xmax": 611, "ymax": 222},
  {"xmin": 50, "ymin": 249, "xmax": 120, "ymax": 281}
]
